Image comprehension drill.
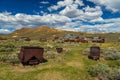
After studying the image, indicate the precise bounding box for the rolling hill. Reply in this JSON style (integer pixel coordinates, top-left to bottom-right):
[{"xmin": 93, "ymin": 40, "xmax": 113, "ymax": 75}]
[
  {"xmin": 9, "ymin": 26, "xmax": 84, "ymax": 39},
  {"xmin": 0, "ymin": 26, "xmax": 119, "ymax": 42}
]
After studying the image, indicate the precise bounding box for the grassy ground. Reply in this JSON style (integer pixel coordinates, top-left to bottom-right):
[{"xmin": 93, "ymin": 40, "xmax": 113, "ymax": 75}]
[{"xmin": 0, "ymin": 40, "xmax": 120, "ymax": 80}]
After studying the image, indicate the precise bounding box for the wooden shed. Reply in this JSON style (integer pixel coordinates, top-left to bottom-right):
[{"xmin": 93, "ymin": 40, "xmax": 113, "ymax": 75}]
[
  {"xmin": 88, "ymin": 46, "xmax": 100, "ymax": 60},
  {"xmin": 18, "ymin": 46, "xmax": 45, "ymax": 65}
]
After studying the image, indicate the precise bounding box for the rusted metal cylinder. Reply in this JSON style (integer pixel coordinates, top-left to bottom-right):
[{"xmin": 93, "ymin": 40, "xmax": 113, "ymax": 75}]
[
  {"xmin": 56, "ymin": 48, "xmax": 63, "ymax": 53},
  {"xmin": 88, "ymin": 46, "xmax": 100, "ymax": 60},
  {"xmin": 18, "ymin": 46, "xmax": 44, "ymax": 65}
]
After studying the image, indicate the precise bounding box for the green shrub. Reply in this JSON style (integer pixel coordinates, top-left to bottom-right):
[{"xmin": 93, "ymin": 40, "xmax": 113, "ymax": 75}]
[
  {"xmin": 88, "ymin": 63, "xmax": 120, "ymax": 80},
  {"xmin": 0, "ymin": 41, "xmax": 15, "ymax": 52},
  {"xmin": 101, "ymin": 48, "xmax": 120, "ymax": 60},
  {"xmin": 44, "ymin": 51, "xmax": 56, "ymax": 59},
  {"xmin": 63, "ymin": 49, "xmax": 71, "ymax": 54},
  {"xmin": 88, "ymin": 63, "xmax": 110, "ymax": 77},
  {"xmin": 108, "ymin": 68, "xmax": 120, "ymax": 80},
  {"xmin": 82, "ymin": 48, "xmax": 89, "ymax": 55},
  {"xmin": 105, "ymin": 53, "xmax": 120, "ymax": 60},
  {"xmin": 108, "ymin": 60, "xmax": 120, "ymax": 68},
  {"xmin": 0, "ymin": 54, "xmax": 20, "ymax": 64}
]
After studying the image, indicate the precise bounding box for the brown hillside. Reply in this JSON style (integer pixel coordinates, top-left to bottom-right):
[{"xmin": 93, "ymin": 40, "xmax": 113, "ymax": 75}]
[
  {"xmin": 2, "ymin": 26, "xmax": 119, "ymax": 42},
  {"xmin": 9, "ymin": 26, "xmax": 81, "ymax": 39}
]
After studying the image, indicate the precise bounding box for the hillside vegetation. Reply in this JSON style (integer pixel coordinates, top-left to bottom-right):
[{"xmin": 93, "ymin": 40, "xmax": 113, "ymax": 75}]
[
  {"xmin": 0, "ymin": 26, "xmax": 118, "ymax": 42},
  {"xmin": 0, "ymin": 26, "xmax": 120, "ymax": 80},
  {"xmin": 0, "ymin": 39, "xmax": 120, "ymax": 80},
  {"xmin": 9, "ymin": 26, "xmax": 82, "ymax": 40}
]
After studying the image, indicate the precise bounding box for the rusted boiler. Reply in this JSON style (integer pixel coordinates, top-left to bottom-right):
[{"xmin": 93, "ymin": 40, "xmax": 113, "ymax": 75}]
[
  {"xmin": 56, "ymin": 48, "xmax": 63, "ymax": 53},
  {"xmin": 18, "ymin": 46, "xmax": 45, "ymax": 65},
  {"xmin": 88, "ymin": 46, "xmax": 100, "ymax": 60}
]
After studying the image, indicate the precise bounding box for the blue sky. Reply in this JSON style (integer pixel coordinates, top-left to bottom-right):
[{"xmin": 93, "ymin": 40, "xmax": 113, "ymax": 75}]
[{"xmin": 0, "ymin": 0, "xmax": 120, "ymax": 34}]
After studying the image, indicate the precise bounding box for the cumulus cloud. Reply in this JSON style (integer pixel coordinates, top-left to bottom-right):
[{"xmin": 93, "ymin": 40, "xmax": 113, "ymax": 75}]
[
  {"xmin": 0, "ymin": 0, "xmax": 119, "ymax": 33},
  {"xmin": 56, "ymin": 21, "xmax": 82, "ymax": 31},
  {"xmin": 48, "ymin": 0, "xmax": 103, "ymax": 22},
  {"xmin": 56, "ymin": 17, "xmax": 120, "ymax": 32},
  {"xmin": 75, "ymin": 0, "xmax": 84, "ymax": 5},
  {"xmin": 90, "ymin": 17, "xmax": 103, "ymax": 22},
  {"xmin": 0, "ymin": 12, "xmax": 71, "ymax": 31},
  {"xmin": 0, "ymin": 29, "xmax": 11, "ymax": 34},
  {"xmin": 83, "ymin": 6, "xmax": 103, "ymax": 22},
  {"xmin": 75, "ymin": 18, "xmax": 120, "ymax": 32},
  {"xmin": 88, "ymin": 0, "xmax": 120, "ymax": 12},
  {"xmin": 48, "ymin": 0, "xmax": 84, "ymax": 11},
  {"xmin": 61, "ymin": 5, "xmax": 103, "ymax": 22},
  {"xmin": 0, "ymin": 11, "xmax": 119, "ymax": 33},
  {"xmin": 60, "ymin": 4, "xmax": 84, "ymax": 18},
  {"xmin": 48, "ymin": 0, "xmax": 119, "ymax": 32}
]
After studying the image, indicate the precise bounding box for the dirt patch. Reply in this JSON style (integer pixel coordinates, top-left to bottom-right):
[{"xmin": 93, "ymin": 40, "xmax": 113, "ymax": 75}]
[
  {"xmin": 66, "ymin": 61, "xmax": 84, "ymax": 69},
  {"xmin": 35, "ymin": 72, "xmax": 65, "ymax": 80},
  {"xmin": 12, "ymin": 64, "xmax": 35, "ymax": 73}
]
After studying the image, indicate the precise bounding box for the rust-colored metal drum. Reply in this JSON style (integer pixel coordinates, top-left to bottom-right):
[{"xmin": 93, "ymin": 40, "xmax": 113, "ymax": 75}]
[
  {"xmin": 18, "ymin": 46, "xmax": 44, "ymax": 65},
  {"xmin": 88, "ymin": 46, "xmax": 100, "ymax": 60},
  {"xmin": 56, "ymin": 48, "xmax": 63, "ymax": 53}
]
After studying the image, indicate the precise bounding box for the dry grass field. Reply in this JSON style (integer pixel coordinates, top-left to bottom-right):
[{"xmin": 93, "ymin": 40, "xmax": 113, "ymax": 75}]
[{"xmin": 0, "ymin": 39, "xmax": 120, "ymax": 80}]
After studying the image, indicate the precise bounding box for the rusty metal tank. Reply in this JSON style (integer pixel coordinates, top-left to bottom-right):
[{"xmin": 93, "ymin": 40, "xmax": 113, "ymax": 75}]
[
  {"xmin": 18, "ymin": 46, "xmax": 45, "ymax": 65},
  {"xmin": 88, "ymin": 46, "xmax": 100, "ymax": 60},
  {"xmin": 56, "ymin": 48, "xmax": 63, "ymax": 53}
]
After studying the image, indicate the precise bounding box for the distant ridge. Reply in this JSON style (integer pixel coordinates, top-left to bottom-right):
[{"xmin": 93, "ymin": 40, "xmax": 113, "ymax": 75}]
[
  {"xmin": 9, "ymin": 26, "xmax": 81, "ymax": 39},
  {"xmin": 1, "ymin": 26, "xmax": 119, "ymax": 42}
]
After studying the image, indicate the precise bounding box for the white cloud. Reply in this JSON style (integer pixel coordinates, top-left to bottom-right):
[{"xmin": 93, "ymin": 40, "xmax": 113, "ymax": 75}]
[
  {"xmin": 49, "ymin": 0, "xmax": 103, "ymax": 23},
  {"xmin": 60, "ymin": 4, "xmax": 84, "ymax": 18},
  {"xmin": 0, "ymin": 11, "xmax": 119, "ymax": 33},
  {"xmin": 75, "ymin": 0, "xmax": 84, "ymax": 6},
  {"xmin": 88, "ymin": 0, "xmax": 120, "ymax": 12},
  {"xmin": 83, "ymin": 6, "xmax": 103, "ymax": 22},
  {"xmin": 48, "ymin": 0, "xmax": 73, "ymax": 11},
  {"xmin": 40, "ymin": 1, "xmax": 49, "ymax": 4},
  {"xmin": 0, "ymin": 12, "xmax": 71, "ymax": 31},
  {"xmin": 75, "ymin": 18, "xmax": 120, "ymax": 32},
  {"xmin": 0, "ymin": 29, "xmax": 11, "ymax": 34},
  {"xmin": 56, "ymin": 21, "xmax": 82, "ymax": 30},
  {"xmin": 78, "ymin": 24, "xmax": 113, "ymax": 32},
  {"xmin": 56, "ymin": 17, "xmax": 120, "ymax": 32},
  {"xmin": 0, "ymin": 0, "xmax": 120, "ymax": 34},
  {"xmin": 40, "ymin": 11, "xmax": 48, "ymax": 15},
  {"xmin": 90, "ymin": 17, "xmax": 103, "ymax": 22},
  {"xmin": 48, "ymin": 0, "xmax": 84, "ymax": 11},
  {"xmin": 66, "ymin": 6, "xmax": 104, "ymax": 22}
]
